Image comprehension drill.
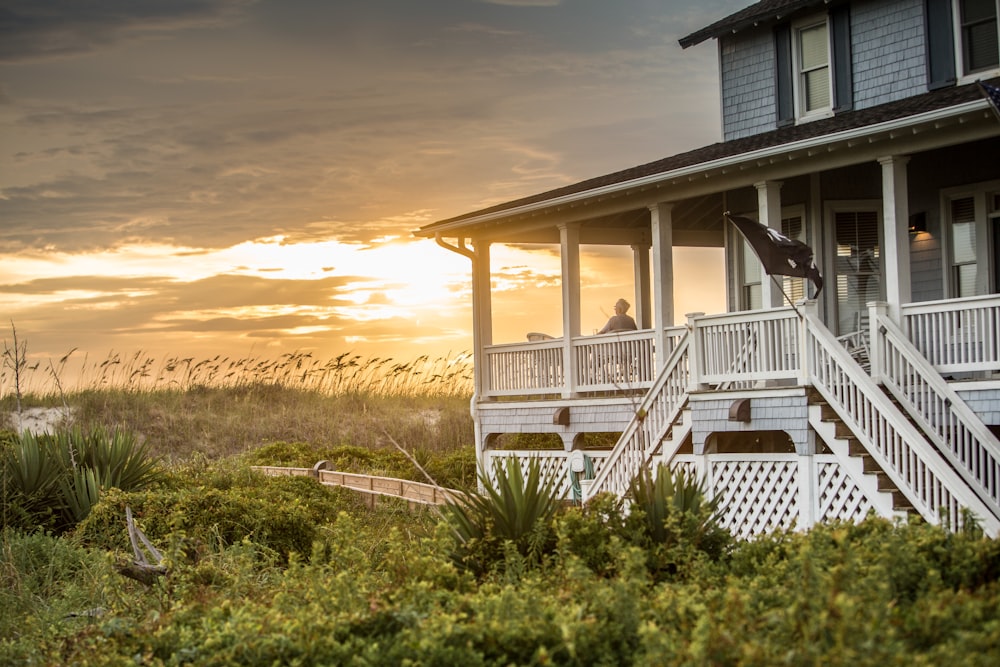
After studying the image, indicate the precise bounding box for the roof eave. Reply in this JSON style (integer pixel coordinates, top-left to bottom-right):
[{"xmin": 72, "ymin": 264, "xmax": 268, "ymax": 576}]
[{"xmin": 417, "ymin": 99, "xmax": 990, "ymax": 238}]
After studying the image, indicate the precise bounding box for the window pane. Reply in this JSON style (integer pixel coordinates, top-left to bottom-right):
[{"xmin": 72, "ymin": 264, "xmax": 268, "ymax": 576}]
[
  {"xmin": 967, "ymin": 23, "xmax": 1000, "ymax": 70},
  {"xmin": 741, "ymin": 237, "xmax": 761, "ymax": 310},
  {"xmin": 742, "ymin": 241, "xmax": 761, "ymax": 283},
  {"xmin": 950, "ymin": 196, "xmax": 979, "ymax": 297},
  {"xmin": 961, "ymin": 0, "xmax": 1000, "ymax": 72},
  {"xmin": 804, "ymin": 68, "xmax": 831, "ymax": 110},
  {"xmin": 952, "ymin": 221, "xmax": 976, "ymax": 264},
  {"xmin": 962, "ymin": 0, "xmax": 997, "ymax": 24},
  {"xmin": 799, "ymin": 24, "xmax": 828, "ymax": 69},
  {"xmin": 782, "ymin": 216, "xmax": 806, "ymax": 303},
  {"xmin": 835, "ymin": 211, "xmax": 880, "ymax": 335},
  {"xmin": 955, "ymin": 263, "xmax": 978, "ymax": 297}
]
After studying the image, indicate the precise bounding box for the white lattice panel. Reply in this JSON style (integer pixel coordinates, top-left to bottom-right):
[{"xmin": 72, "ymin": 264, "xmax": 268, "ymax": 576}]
[
  {"xmin": 712, "ymin": 459, "xmax": 798, "ymax": 540},
  {"xmin": 484, "ymin": 450, "xmax": 611, "ymax": 500},
  {"xmin": 816, "ymin": 461, "xmax": 874, "ymax": 522}
]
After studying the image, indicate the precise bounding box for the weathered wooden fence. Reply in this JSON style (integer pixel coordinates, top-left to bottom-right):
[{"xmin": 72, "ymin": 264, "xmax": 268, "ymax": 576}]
[{"xmin": 252, "ymin": 462, "xmax": 461, "ymax": 508}]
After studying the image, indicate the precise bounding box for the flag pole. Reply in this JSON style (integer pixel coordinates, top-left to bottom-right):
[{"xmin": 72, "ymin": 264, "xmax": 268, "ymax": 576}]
[{"xmin": 770, "ymin": 273, "xmax": 804, "ymax": 320}]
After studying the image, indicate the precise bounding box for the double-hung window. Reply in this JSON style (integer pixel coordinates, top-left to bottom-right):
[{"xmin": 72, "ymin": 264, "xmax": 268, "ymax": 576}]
[
  {"xmin": 796, "ymin": 20, "xmax": 833, "ymax": 117},
  {"xmin": 775, "ymin": 6, "xmax": 851, "ymax": 125},
  {"xmin": 959, "ymin": 0, "xmax": 1000, "ymax": 74},
  {"xmin": 934, "ymin": 0, "xmax": 1000, "ymax": 83}
]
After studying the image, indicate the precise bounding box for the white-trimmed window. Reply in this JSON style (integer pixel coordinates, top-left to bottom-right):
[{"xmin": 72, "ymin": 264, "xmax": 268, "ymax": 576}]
[
  {"xmin": 944, "ymin": 182, "xmax": 1000, "ymax": 296},
  {"xmin": 775, "ymin": 7, "xmax": 849, "ymax": 125},
  {"xmin": 957, "ymin": 0, "xmax": 1000, "ymax": 77},
  {"xmin": 795, "ymin": 18, "xmax": 833, "ymax": 117}
]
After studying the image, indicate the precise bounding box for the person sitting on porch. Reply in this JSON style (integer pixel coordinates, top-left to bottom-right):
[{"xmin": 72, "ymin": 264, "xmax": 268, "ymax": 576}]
[{"xmin": 597, "ymin": 298, "xmax": 637, "ymax": 334}]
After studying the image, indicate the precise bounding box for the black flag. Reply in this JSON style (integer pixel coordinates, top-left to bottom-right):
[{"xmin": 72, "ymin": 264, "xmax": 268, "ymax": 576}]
[
  {"xmin": 727, "ymin": 213, "xmax": 823, "ymax": 297},
  {"xmin": 978, "ymin": 80, "xmax": 1000, "ymax": 121}
]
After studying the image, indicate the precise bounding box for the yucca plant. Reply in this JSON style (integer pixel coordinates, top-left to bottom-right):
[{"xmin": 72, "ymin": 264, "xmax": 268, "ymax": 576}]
[
  {"xmin": 1, "ymin": 426, "xmax": 162, "ymax": 531},
  {"xmin": 626, "ymin": 463, "xmax": 730, "ymax": 566},
  {"xmin": 443, "ymin": 457, "xmax": 562, "ymax": 575},
  {"xmin": 59, "ymin": 467, "xmax": 102, "ymax": 524},
  {"xmin": 51, "ymin": 426, "xmax": 161, "ymax": 492},
  {"xmin": 2, "ymin": 431, "xmax": 63, "ymax": 529}
]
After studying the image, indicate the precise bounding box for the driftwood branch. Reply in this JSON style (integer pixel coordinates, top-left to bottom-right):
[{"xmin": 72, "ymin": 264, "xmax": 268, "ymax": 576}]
[{"xmin": 116, "ymin": 506, "xmax": 166, "ymax": 586}]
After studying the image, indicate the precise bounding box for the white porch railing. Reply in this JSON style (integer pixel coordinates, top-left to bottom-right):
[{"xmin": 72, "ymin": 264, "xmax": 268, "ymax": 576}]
[
  {"xmin": 583, "ymin": 334, "xmax": 691, "ymax": 499},
  {"xmin": 874, "ymin": 306, "xmax": 1000, "ymax": 517},
  {"xmin": 902, "ymin": 294, "xmax": 1000, "ymax": 374},
  {"xmin": 482, "ymin": 328, "xmax": 685, "ymax": 397},
  {"xmin": 484, "ymin": 338, "xmax": 564, "ymax": 396},
  {"xmin": 693, "ymin": 308, "xmax": 801, "ymax": 388},
  {"xmin": 572, "ymin": 329, "xmax": 671, "ymax": 391}
]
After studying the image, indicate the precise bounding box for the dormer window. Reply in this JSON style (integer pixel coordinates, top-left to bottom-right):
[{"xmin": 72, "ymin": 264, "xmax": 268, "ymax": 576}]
[
  {"xmin": 796, "ymin": 19, "xmax": 833, "ymax": 117},
  {"xmin": 959, "ymin": 0, "xmax": 999, "ymax": 74}
]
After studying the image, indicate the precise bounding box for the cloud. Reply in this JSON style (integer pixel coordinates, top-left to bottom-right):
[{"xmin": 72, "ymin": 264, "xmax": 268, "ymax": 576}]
[
  {"xmin": 480, "ymin": 1, "xmax": 561, "ymax": 6},
  {"xmin": 0, "ymin": 0, "xmax": 256, "ymax": 63},
  {"xmin": 0, "ymin": 0, "xmax": 743, "ymax": 367}
]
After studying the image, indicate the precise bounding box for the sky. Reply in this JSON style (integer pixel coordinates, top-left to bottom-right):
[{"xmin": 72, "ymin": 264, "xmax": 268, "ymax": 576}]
[{"xmin": 1, "ymin": 0, "xmax": 740, "ymax": 388}]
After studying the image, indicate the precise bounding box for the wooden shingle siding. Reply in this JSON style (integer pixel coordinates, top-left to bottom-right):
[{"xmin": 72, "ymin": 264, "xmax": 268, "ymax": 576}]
[
  {"xmin": 852, "ymin": 0, "xmax": 927, "ymax": 108},
  {"xmin": 691, "ymin": 393, "xmax": 810, "ymax": 453},
  {"xmin": 956, "ymin": 388, "xmax": 1000, "ymax": 425},
  {"xmin": 721, "ymin": 30, "xmax": 777, "ymax": 140},
  {"xmin": 909, "ymin": 229, "xmax": 944, "ymax": 302},
  {"xmin": 478, "ymin": 400, "xmax": 640, "ymax": 443}
]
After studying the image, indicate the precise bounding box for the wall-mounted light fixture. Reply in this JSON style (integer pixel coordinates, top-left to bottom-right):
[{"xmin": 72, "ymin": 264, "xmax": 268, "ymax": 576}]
[{"xmin": 908, "ymin": 211, "xmax": 927, "ymax": 234}]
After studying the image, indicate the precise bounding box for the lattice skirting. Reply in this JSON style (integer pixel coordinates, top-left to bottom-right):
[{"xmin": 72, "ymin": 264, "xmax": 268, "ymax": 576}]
[{"xmin": 478, "ymin": 451, "xmax": 882, "ymax": 538}]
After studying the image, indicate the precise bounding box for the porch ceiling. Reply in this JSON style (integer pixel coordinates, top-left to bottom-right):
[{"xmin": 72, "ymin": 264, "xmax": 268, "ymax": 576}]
[{"xmin": 475, "ymin": 194, "xmax": 726, "ymax": 247}]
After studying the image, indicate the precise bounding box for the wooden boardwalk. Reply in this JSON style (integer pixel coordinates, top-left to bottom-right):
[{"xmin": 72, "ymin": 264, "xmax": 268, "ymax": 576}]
[{"xmin": 252, "ymin": 462, "xmax": 461, "ymax": 508}]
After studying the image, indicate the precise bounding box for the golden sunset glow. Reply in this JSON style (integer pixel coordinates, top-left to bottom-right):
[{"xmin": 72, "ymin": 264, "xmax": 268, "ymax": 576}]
[{"xmin": 1, "ymin": 0, "xmax": 735, "ymax": 376}]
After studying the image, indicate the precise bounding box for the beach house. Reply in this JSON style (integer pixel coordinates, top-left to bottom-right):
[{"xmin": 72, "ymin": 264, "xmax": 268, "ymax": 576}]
[{"xmin": 417, "ymin": 0, "xmax": 1000, "ymax": 538}]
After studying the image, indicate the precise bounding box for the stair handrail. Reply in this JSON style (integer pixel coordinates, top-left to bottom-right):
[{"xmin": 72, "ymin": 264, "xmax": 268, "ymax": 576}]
[
  {"xmin": 872, "ymin": 303, "xmax": 1000, "ymax": 516},
  {"xmin": 583, "ymin": 332, "xmax": 691, "ymax": 501},
  {"xmin": 800, "ymin": 303, "xmax": 999, "ymax": 535}
]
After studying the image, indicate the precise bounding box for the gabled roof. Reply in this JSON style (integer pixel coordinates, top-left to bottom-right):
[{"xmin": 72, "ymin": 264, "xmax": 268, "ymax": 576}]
[
  {"xmin": 679, "ymin": 0, "xmax": 829, "ymax": 49},
  {"xmin": 418, "ymin": 79, "xmax": 994, "ymax": 236}
]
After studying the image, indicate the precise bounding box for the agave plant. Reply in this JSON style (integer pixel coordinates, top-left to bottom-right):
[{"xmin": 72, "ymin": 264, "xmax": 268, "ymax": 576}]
[
  {"xmin": 1, "ymin": 426, "xmax": 162, "ymax": 531},
  {"xmin": 52, "ymin": 426, "xmax": 161, "ymax": 492},
  {"xmin": 442, "ymin": 456, "xmax": 562, "ymax": 573},
  {"xmin": 2, "ymin": 430, "xmax": 63, "ymax": 528},
  {"xmin": 627, "ymin": 462, "xmax": 726, "ymax": 551}
]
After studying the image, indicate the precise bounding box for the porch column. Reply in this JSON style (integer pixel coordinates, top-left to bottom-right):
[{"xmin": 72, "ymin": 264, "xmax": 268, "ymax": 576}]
[
  {"xmin": 632, "ymin": 242, "xmax": 652, "ymax": 329},
  {"xmin": 559, "ymin": 223, "xmax": 581, "ymax": 398},
  {"xmin": 878, "ymin": 155, "xmax": 912, "ymax": 323},
  {"xmin": 472, "ymin": 241, "xmax": 493, "ymax": 398},
  {"xmin": 755, "ymin": 180, "xmax": 784, "ymax": 309},
  {"xmin": 650, "ymin": 202, "xmax": 675, "ymax": 372}
]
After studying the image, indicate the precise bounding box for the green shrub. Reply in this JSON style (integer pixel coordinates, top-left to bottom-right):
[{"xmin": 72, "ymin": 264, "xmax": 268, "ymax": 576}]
[
  {"xmin": 75, "ymin": 482, "xmax": 328, "ymax": 564},
  {"xmin": 0, "ymin": 529, "xmax": 111, "ymax": 649},
  {"xmin": 555, "ymin": 492, "xmax": 629, "ymax": 577}
]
